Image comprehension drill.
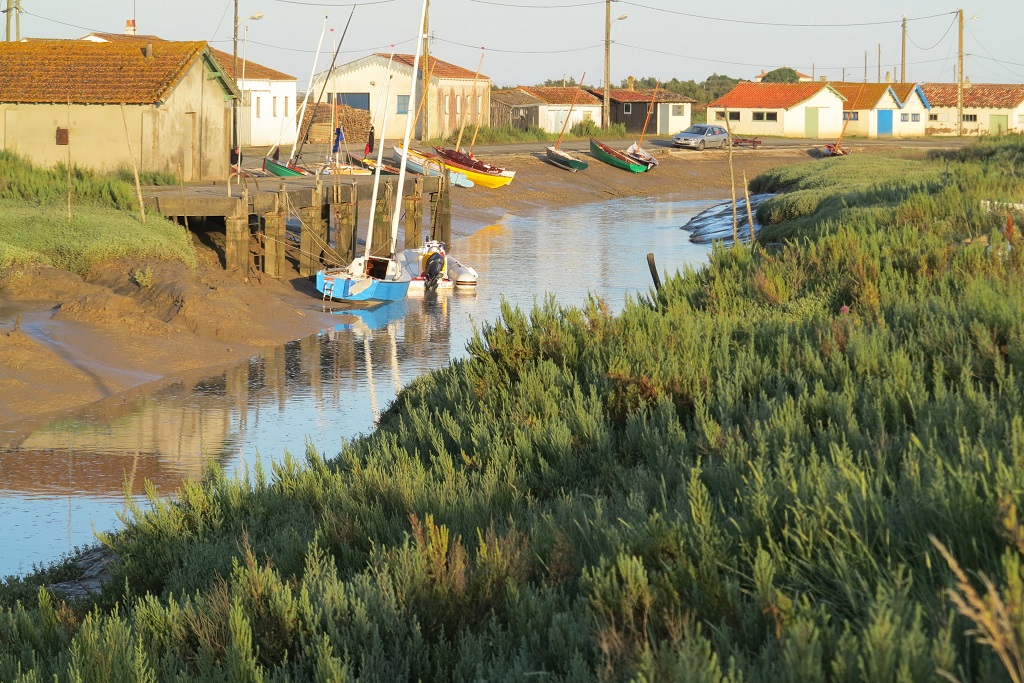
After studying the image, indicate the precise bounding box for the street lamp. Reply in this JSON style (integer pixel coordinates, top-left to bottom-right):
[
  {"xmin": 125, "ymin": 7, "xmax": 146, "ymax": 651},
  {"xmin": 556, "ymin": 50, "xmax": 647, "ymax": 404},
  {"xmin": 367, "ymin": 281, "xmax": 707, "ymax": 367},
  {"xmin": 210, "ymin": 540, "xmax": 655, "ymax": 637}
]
[
  {"xmin": 239, "ymin": 12, "xmax": 263, "ymax": 148},
  {"xmin": 603, "ymin": 4, "xmax": 628, "ymax": 129}
]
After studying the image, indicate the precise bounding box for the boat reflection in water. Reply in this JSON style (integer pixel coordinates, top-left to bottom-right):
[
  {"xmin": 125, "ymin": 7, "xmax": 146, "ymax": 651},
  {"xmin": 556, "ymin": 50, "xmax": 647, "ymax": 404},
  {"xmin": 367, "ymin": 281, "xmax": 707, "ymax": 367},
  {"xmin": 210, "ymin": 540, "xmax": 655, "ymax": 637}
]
[{"xmin": 0, "ymin": 196, "xmax": 717, "ymax": 576}]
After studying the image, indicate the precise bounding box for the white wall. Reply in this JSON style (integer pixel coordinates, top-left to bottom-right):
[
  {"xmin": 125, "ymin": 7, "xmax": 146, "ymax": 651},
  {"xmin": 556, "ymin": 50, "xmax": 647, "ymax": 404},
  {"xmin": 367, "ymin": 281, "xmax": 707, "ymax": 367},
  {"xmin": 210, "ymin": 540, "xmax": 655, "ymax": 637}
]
[
  {"xmin": 926, "ymin": 104, "xmax": 1024, "ymax": 136},
  {"xmin": 239, "ymin": 78, "xmax": 297, "ymax": 146},
  {"xmin": 707, "ymin": 108, "xmax": 785, "ymax": 136},
  {"xmin": 657, "ymin": 102, "xmax": 691, "ymax": 134},
  {"xmin": 541, "ymin": 104, "xmax": 601, "ymax": 133},
  {"xmin": 312, "ymin": 60, "xmax": 419, "ymax": 140}
]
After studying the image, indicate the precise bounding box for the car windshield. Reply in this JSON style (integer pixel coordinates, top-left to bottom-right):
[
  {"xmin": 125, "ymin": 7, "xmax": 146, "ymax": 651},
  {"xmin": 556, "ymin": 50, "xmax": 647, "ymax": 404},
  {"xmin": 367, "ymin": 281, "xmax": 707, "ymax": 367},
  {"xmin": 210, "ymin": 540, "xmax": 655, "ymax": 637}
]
[{"xmin": 682, "ymin": 125, "xmax": 708, "ymax": 134}]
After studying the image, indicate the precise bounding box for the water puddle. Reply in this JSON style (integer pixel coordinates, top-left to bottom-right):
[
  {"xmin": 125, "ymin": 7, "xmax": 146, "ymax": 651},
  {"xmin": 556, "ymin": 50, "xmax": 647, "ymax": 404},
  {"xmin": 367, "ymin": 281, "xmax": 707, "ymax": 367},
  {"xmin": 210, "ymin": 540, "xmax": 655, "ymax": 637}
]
[{"xmin": 0, "ymin": 196, "xmax": 717, "ymax": 576}]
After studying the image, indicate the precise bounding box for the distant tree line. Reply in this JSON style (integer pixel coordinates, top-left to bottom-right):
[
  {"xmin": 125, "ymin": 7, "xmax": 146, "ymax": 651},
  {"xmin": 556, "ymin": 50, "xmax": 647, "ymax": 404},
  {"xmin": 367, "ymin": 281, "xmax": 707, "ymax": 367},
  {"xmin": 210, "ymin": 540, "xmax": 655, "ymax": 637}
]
[{"xmin": 529, "ymin": 73, "xmax": 744, "ymax": 104}]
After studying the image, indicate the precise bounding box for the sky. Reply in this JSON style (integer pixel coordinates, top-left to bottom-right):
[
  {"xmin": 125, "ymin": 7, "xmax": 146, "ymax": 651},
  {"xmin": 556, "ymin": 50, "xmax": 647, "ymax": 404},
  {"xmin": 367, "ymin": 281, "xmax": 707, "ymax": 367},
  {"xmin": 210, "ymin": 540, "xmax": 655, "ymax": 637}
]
[{"xmin": 12, "ymin": 1, "xmax": 1024, "ymax": 90}]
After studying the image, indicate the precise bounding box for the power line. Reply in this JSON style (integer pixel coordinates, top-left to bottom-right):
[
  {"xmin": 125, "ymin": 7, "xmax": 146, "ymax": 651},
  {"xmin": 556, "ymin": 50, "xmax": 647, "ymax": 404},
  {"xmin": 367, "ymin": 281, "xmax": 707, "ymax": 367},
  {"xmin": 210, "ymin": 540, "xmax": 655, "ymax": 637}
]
[
  {"xmin": 272, "ymin": 0, "xmax": 395, "ymax": 5},
  {"xmin": 617, "ymin": 3, "xmax": 955, "ymax": 27},
  {"xmin": 226, "ymin": 36, "xmax": 416, "ymax": 54},
  {"xmin": 905, "ymin": 13, "xmax": 957, "ymax": 51},
  {"xmin": 469, "ymin": 0, "xmax": 601, "ymax": 6},
  {"xmin": 434, "ymin": 35, "xmax": 601, "ymax": 54},
  {"xmin": 965, "ymin": 24, "xmax": 1024, "ymax": 80}
]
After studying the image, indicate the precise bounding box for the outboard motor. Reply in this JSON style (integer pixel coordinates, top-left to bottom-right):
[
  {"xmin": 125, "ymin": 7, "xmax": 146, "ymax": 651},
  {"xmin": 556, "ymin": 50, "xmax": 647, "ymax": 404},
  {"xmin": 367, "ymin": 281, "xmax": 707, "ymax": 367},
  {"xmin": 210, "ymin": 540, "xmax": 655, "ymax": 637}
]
[{"xmin": 423, "ymin": 251, "xmax": 446, "ymax": 290}]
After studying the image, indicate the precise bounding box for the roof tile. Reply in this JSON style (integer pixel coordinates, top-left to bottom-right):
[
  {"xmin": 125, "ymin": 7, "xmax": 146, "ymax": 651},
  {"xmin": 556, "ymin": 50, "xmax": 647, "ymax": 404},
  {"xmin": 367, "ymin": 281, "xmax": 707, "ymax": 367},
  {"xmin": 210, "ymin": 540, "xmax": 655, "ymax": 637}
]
[
  {"xmin": 709, "ymin": 82, "xmax": 841, "ymax": 110},
  {"xmin": 0, "ymin": 39, "xmax": 211, "ymax": 104},
  {"xmin": 519, "ymin": 86, "xmax": 601, "ymax": 105},
  {"xmin": 920, "ymin": 83, "xmax": 1024, "ymax": 108},
  {"xmin": 378, "ymin": 54, "xmax": 486, "ymax": 80}
]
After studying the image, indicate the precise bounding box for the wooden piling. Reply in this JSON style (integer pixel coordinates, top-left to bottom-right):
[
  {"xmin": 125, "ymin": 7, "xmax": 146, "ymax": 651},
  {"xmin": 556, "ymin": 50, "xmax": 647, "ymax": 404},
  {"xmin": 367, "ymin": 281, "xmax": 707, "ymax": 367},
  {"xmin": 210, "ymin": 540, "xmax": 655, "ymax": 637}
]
[
  {"xmin": 333, "ymin": 183, "xmax": 358, "ymax": 264},
  {"xmin": 372, "ymin": 189, "xmax": 392, "ymax": 257},
  {"xmin": 298, "ymin": 188, "xmax": 325, "ymax": 278},
  {"xmin": 405, "ymin": 177, "xmax": 424, "ymax": 250},
  {"xmin": 263, "ymin": 191, "xmax": 287, "ymax": 277},
  {"xmin": 433, "ymin": 173, "xmax": 452, "ymax": 247},
  {"xmin": 224, "ymin": 197, "xmax": 250, "ymax": 273}
]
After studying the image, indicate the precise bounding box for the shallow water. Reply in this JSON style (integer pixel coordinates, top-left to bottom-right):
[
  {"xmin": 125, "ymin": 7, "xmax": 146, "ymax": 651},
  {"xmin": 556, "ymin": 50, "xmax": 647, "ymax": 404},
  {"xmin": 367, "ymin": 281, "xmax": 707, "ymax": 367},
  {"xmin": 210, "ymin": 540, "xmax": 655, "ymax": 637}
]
[{"xmin": 0, "ymin": 196, "xmax": 716, "ymax": 577}]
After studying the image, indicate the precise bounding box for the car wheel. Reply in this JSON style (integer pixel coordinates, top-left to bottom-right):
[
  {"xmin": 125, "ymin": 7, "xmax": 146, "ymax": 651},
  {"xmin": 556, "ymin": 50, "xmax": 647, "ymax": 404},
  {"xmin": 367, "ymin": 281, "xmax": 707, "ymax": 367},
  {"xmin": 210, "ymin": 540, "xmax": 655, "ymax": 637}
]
[
  {"xmin": 697, "ymin": 140, "xmax": 705, "ymax": 151},
  {"xmin": 721, "ymin": 138, "xmax": 729, "ymax": 149}
]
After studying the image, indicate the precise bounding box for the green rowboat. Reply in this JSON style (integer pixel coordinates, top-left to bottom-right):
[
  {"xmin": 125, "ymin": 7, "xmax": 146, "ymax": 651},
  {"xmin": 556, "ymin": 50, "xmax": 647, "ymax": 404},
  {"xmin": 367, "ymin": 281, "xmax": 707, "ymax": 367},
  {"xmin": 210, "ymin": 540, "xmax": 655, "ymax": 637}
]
[{"xmin": 589, "ymin": 137, "xmax": 648, "ymax": 174}]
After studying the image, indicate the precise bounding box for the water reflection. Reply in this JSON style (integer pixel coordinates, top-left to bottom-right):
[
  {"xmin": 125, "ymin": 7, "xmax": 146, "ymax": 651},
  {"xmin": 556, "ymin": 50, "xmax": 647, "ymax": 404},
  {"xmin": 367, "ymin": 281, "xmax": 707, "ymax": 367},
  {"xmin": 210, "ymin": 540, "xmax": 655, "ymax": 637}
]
[{"xmin": 0, "ymin": 196, "xmax": 716, "ymax": 576}]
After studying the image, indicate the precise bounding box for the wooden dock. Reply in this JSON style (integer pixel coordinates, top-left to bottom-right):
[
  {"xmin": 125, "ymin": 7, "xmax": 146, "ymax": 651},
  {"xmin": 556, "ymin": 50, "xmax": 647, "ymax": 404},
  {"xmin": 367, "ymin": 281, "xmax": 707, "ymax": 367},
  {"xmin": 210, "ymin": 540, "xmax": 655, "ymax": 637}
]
[{"xmin": 142, "ymin": 172, "xmax": 451, "ymax": 280}]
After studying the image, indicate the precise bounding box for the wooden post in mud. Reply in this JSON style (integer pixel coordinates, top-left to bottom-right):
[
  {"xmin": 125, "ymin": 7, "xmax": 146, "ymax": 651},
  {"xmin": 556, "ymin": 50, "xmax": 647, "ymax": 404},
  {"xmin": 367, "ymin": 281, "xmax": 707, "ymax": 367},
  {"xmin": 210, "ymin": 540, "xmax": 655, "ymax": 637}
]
[
  {"xmin": 332, "ymin": 183, "xmax": 358, "ymax": 264},
  {"xmin": 263, "ymin": 190, "xmax": 287, "ymax": 277},
  {"xmin": 430, "ymin": 173, "xmax": 451, "ymax": 246},
  {"xmin": 372, "ymin": 187, "xmax": 392, "ymax": 258},
  {"xmin": 225, "ymin": 198, "xmax": 250, "ymax": 273},
  {"xmin": 299, "ymin": 187, "xmax": 324, "ymax": 278},
  {"xmin": 404, "ymin": 177, "xmax": 424, "ymax": 250}
]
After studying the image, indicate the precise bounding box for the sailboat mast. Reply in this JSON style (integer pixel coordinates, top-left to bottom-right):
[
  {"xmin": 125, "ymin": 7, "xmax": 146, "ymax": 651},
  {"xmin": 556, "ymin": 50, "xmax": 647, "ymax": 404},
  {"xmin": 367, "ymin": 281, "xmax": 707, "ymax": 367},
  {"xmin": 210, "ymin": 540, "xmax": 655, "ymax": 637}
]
[
  {"xmin": 390, "ymin": 0, "xmax": 430, "ymax": 257},
  {"xmin": 363, "ymin": 51, "xmax": 396, "ymax": 264},
  {"xmin": 454, "ymin": 49, "xmax": 484, "ymax": 152},
  {"xmin": 555, "ymin": 71, "xmax": 586, "ymax": 149},
  {"xmin": 637, "ymin": 80, "xmax": 659, "ymax": 148},
  {"xmin": 288, "ymin": 16, "xmax": 328, "ymax": 166}
]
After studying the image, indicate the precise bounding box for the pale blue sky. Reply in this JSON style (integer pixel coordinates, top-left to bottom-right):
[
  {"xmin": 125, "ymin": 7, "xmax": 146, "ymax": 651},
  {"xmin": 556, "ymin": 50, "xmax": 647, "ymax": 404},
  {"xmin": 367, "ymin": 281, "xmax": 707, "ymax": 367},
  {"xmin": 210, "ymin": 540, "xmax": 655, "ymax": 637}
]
[{"xmin": 15, "ymin": 1, "xmax": 1024, "ymax": 89}]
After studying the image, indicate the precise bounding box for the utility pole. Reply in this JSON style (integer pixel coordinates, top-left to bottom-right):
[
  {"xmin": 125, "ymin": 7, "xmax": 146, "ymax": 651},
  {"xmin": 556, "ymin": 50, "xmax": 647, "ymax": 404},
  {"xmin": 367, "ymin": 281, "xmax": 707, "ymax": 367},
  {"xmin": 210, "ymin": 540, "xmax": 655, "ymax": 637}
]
[
  {"xmin": 5, "ymin": 0, "xmax": 12, "ymax": 43},
  {"xmin": 864, "ymin": 51, "xmax": 867, "ymax": 82},
  {"xmin": 877, "ymin": 44, "xmax": 881, "ymax": 83},
  {"xmin": 957, "ymin": 8, "xmax": 964, "ymax": 136},
  {"xmin": 901, "ymin": 16, "xmax": 907, "ymax": 82},
  {"xmin": 421, "ymin": 0, "xmax": 429, "ymax": 141},
  {"xmin": 603, "ymin": 0, "xmax": 610, "ymax": 129},
  {"xmin": 232, "ymin": 0, "xmax": 239, "ymax": 155}
]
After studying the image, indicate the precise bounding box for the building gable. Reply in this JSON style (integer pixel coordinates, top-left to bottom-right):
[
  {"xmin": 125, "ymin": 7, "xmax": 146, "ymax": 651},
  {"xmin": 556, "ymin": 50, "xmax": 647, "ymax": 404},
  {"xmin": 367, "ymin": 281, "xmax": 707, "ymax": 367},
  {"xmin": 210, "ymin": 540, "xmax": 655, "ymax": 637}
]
[
  {"xmin": 709, "ymin": 82, "xmax": 845, "ymax": 111},
  {"xmin": 0, "ymin": 39, "xmax": 237, "ymax": 104},
  {"xmin": 520, "ymin": 86, "xmax": 601, "ymax": 106}
]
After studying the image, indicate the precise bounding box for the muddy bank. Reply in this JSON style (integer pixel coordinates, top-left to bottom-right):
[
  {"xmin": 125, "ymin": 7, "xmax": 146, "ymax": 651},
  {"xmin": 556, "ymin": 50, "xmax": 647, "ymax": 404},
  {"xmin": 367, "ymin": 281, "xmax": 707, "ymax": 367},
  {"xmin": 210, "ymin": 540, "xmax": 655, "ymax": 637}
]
[{"xmin": 0, "ymin": 146, "xmax": 813, "ymax": 439}]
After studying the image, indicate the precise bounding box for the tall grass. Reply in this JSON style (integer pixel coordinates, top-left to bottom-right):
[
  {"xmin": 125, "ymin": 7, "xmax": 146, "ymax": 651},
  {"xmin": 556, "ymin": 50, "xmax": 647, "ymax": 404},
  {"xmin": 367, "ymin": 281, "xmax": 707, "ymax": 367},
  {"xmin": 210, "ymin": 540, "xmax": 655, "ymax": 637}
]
[
  {"xmin": 3, "ymin": 137, "xmax": 1024, "ymax": 681},
  {"xmin": 0, "ymin": 153, "xmax": 195, "ymax": 275}
]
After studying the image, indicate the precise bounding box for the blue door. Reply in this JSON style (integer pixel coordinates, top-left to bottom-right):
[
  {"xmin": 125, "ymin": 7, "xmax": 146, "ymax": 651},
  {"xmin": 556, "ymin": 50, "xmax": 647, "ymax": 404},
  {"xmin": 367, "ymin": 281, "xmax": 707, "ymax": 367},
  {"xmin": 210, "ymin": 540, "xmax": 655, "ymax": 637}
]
[{"xmin": 877, "ymin": 109, "xmax": 893, "ymax": 137}]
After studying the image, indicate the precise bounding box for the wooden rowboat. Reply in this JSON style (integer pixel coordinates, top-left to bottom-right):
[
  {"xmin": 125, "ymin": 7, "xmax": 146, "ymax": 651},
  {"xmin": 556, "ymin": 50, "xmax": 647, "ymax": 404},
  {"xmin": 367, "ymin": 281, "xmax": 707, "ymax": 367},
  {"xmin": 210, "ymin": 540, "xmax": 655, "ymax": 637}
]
[
  {"xmin": 589, "ymin": 138, "xmax": 649, "ymax": 173},
  {"xmin": 545, "ymin": 146, "xmax": 588, "ymax": 172},
  {"xmin": 263, "ymin": 156, "xmax": 308, "ymax": 177}
]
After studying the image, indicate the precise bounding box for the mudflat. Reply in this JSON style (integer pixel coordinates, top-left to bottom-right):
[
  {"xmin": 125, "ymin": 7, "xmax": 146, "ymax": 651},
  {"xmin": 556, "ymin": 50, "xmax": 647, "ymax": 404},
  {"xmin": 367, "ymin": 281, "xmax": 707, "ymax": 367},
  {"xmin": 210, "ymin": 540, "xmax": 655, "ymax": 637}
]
[{"xmin": 0, "ymin": 144, "xmax": 814, "ymax": 440}]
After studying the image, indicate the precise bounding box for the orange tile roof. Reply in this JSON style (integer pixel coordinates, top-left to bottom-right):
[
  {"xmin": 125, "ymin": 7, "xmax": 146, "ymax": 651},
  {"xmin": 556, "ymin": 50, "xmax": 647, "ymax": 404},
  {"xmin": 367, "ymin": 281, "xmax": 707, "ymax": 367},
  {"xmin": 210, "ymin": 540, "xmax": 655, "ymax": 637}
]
[
  {"xmin": 709, "ymin": 82, "xmax": 843, "ymax": 110},
  {"xmin": 920, "ymin": 83, "xmax": 1024, "ymax": 108},
  {"xmin": 379, "ymin": 54, "xmax": 485, "ymax": 80},
  {"xmin": 889, "ymin": 83, "xmax": 921, "ymax": 104},
  {"xmin": 207, "ymin": 47, "xmax": 296, "ymax": 82},
  {"xmin": 0, "ymin": 40, "xmax": 213, "ymax": 104},
  {"xmin": 829, "ymin": 83, "xmax": 896, "ymax": 110},
  {"xmin": 519, "ymin": 86, "xmax": 601, "ymax": 105}
]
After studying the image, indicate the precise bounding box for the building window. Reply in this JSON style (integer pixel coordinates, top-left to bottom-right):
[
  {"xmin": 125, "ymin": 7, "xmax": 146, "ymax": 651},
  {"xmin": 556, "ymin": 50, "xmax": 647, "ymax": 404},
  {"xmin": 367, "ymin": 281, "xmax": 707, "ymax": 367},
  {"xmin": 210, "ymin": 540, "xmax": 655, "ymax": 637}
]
[
  {"xmin": 963, "ymin": 114, "xmax": 978, "ymax": 122},
  {"xmin": 256, "ymin": 97, "xmax": 261, "ymax": 118},
  {"xmin": 327, "ymin": 93, "xmax": 333, "ymax": 104},
  {"xmin": 672, "ymin": 104, "xmax": 684, "ymax": 116},
  {"xmin": 284, "ymin": 97, "xmax": 289, "ymax": 117},
  {"xmin": 583, "ymin": 110, "xmax": 592, "ymax": 120},
  {"xmin": 928, "ymin": 113, "xmax": 938, "ymax": 121},
  {"xmin": 397, "ymin": 95, "xmax": 409, "ymax": 115},
  {"xmin": 273, "ymin": 97, "xmax": 278, "ymax": 117},
  {"xmin": 911, "ymin": 113, "xmax": 920, "ymax": 122},
  {"xmin": 445, "ymin": 95, "xmax": 451, "ymax": 113},
  {"xmin": 901, "ymin": 112, "xmax": 909, "ymax": 122},
  {"xmin": 456, "ymin": 96, "xmax": 462, "ymax": 114},
  {"xmin": 624, "ymin": 103, "xmax": 632, "ymax": 115},
  {"xmin": 843, "ymin": 111, "xmax": 860, "ymax": 121},
  {"xmin": 715, "ymin": 111, "xmax": 725, "ymax": 121},
  {"xmin": 1018, "ymin": 114, "xmax": 1024, "ymax": 124},
  {"xmin": 477, "ymin": 95, "xmax": 482, "ymax": 114},
  {"xmin": 729, "ymin": 111, "xmax": 739, "ymax": 121},
  {"xmin": 752, "ymin": 111, "xmax": 778, "ymax": 122}
]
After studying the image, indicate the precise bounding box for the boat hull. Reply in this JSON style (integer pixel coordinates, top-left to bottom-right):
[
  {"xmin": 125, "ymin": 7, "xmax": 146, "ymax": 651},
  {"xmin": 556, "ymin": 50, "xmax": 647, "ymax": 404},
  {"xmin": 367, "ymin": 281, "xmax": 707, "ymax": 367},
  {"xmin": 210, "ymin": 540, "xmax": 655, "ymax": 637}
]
[
  {"xmin": 392, "ymin": 146, "xmax": 474, "ymax": 188},
  {"xmin": 436, "ymin": 161, "xmax": 514, "ymax": 188},
  {"xmin": 589, "ymin": 138, "xmax": 648, "ymax": 173},
  {"xmin": 262, "ymin": 157, "xmax": 307, "ymax": 177},
  {"xmin": 317, "ymin": 268, "xmax": 411, "ymax": 302},
  {"xmin": 545, "ymin": 146, "xmax": 588, "ymax": 172}
]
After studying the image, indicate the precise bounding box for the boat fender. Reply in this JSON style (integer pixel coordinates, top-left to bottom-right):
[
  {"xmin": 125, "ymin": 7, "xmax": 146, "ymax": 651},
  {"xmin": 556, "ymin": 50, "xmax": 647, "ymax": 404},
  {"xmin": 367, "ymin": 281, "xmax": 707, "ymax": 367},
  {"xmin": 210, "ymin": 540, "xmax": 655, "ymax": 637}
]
[{"xmin": 424, "ymin": 252, "xmax": 446, "ymax": 290}]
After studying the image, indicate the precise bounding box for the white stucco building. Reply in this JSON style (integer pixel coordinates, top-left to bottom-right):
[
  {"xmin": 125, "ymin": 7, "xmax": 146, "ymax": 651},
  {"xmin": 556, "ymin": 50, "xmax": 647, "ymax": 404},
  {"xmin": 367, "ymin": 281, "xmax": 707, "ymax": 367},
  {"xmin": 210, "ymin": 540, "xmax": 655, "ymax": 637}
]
[
  {"xmin": 829, "ymin": 82, "xmax": 931, "ymax": 138},
  {"xmin": 707, "ymin": 82, "xmax": 846, "ymax": 139},
  {"xmin": 920, "ymin": 83, "xmax": 1024, "ymax": 136}
]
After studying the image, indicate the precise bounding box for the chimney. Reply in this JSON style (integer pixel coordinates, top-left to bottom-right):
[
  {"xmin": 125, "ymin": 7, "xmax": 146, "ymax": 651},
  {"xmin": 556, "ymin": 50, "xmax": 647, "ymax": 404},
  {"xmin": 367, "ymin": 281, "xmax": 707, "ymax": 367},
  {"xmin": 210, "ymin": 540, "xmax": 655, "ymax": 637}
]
[
  {"xmin": 125, "ymin": 19, "xmax": 137, "ymax": 36},
  {"xmin": 627, "ymin": 76, "xmax": 634, "ymax": 91},
  {"xmin": 885, "ymin": 70, "xmax": 893, "ymax": 83},
  {"xmin": 143, "ymin": 43, "xmax": 153, "ymax": 59}
]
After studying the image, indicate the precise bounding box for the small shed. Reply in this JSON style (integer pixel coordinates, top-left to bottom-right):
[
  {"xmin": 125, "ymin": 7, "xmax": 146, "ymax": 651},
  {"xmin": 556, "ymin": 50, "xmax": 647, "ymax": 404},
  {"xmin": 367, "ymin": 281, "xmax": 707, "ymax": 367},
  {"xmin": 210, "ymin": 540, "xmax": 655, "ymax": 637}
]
[
  {"xmin": 829, "ymin": 82, "xmax": 930, "ymax": 138},
  {"xmin": 707, "ymin": 82, "xmax": 846, "ymax": 139},
  {"xmin": 920, "ymin": 83, "xmax": 1024, "ymax": 136},
  {"xmin": 0, "ymin": 39, "xmax": 238, "ymax": 180},
  {"xmin": 490, "ymin": 88, "xmax": 543, "ymax": 130},
  {"xmin": 589, "ymin": 88, "xmax": 695, "ymax": 135},
  {"xmin": 518, "ymin": 86, "xmax": 602, "ymax": 134}
]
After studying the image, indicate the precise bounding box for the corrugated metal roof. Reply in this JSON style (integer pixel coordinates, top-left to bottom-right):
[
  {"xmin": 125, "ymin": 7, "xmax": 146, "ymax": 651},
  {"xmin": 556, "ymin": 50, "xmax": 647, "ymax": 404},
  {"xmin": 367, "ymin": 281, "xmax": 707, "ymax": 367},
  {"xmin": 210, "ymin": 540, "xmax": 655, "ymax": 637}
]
[
  {"xmin": 709, "ymin": 82, "xmax": 843, "ymax": 110},
  {"xmin": 491, "ymin": 88, "xmax": 544, "ymax": 106},
  {"xmin": 378, "ymin": 54, "xmax": 485, "ymax": 80},
  {"xmin": 920, "ymin": 83, "xmax": 1024, "ymax": 108},
  {"xmin": 590, "ymin": 88, "xmax": 696, "ymax": 104},
  {"xmin": 520, "ymin": 86, "xmax": 601, "ymax": 105},
  {"xmin": 0, "ymin": 39, "xmax": 217, "ymax": 104}
]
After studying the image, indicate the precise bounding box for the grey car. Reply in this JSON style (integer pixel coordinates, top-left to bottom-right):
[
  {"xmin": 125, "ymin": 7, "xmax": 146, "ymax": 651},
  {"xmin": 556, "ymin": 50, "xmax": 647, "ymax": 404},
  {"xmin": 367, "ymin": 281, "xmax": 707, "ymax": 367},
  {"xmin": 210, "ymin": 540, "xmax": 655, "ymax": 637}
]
[{"xmin": 672, "ymin": 124, "xmax": 730, "ymax": 151}]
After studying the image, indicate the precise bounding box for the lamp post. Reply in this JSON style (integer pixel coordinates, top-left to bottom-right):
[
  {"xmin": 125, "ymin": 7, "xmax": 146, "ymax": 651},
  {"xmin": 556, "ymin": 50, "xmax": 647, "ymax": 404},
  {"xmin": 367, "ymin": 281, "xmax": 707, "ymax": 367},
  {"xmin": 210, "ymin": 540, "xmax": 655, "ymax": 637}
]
[
  {"xmin": 235, "ymin": 12, "xmax": 262, "ymax": 151},
  {"xmin": 603, "ymin": 3, "xmax": 627, "ymax": 129}
]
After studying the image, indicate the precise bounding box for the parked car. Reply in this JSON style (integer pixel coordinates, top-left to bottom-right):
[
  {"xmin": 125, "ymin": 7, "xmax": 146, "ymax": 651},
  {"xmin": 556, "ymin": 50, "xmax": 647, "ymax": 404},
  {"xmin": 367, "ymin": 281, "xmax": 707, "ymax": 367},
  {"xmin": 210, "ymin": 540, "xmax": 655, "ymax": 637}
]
[{"xmin": 672, "ymin": 124, "xmax": 730, "ymax": 151}]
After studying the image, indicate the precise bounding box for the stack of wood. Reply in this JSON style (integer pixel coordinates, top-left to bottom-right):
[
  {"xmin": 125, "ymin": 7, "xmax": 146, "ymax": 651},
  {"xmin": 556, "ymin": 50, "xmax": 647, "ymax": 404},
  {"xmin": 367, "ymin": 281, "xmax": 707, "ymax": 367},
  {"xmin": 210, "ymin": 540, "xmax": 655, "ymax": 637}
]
[{"xmin": 299, "ymin": 103, "xmax": 372, "ymax": 147}]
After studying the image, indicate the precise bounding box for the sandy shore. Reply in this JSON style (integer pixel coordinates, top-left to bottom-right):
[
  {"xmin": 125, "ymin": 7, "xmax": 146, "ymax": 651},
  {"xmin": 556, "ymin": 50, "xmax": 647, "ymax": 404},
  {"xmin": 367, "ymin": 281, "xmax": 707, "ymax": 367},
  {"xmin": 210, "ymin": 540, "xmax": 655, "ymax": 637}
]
[{"xmin": 0, "ymin": 144, "xmax": 814, "ymax": 441}]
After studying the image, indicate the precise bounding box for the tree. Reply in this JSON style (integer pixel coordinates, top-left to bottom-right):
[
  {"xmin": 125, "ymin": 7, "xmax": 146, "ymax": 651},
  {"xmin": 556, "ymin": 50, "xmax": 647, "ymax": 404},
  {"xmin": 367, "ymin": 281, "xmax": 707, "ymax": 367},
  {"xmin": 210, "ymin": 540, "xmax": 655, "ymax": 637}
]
[
  {"xmin": 760, "ymin": 67, "xmax": 800, "ymax": 83},
  {"xmin": 538, "ymin": 76, "xmax": 577, "ymax": 87}
]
